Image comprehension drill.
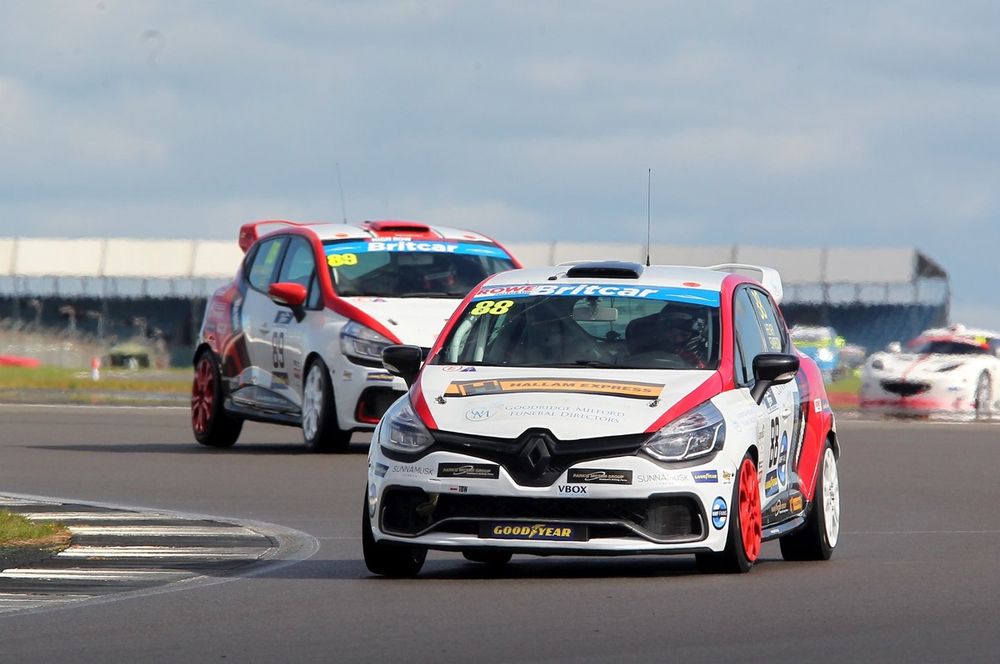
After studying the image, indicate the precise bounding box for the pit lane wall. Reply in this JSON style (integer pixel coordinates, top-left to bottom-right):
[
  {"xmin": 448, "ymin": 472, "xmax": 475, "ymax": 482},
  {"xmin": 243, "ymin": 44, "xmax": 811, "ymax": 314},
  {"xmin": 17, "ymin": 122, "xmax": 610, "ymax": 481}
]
[{"xmin": 0, "ymin": 238, "xmax": 948, "ymax": 367}]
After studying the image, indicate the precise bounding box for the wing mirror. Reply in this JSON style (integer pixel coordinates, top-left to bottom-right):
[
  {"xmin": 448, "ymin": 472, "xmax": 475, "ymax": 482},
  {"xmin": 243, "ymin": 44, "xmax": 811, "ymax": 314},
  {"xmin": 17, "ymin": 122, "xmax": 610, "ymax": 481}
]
[
  {"xmin": 382, "ymin": 344, "xmax": 424, "ymax": 388},
  {"xmin": 268, "ymin": 282, "xmax": 307, "ymax": 321},
  {"xmin": 750, "ymin": 353, "xmax": 800, "ymax": 404}
]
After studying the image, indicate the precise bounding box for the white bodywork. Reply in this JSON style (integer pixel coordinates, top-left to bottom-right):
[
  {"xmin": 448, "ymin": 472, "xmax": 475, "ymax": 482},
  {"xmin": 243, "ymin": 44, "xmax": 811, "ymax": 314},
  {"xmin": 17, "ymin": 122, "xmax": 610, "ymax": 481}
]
[{"xmin": 860, "ymin": 326, "xmax": 1000, "ymax": 419}]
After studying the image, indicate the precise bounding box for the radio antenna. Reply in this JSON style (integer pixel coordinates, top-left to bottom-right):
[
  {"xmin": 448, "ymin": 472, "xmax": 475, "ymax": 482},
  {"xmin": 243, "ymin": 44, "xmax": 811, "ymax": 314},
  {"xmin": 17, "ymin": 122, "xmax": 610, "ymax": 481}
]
[
  {"xmin": 336, "ymin": 162, "xmax": 348, "ymax": 223},
  {"xmin": 645, "ymin": 168, "xmax": 652, "ymax": 267}
]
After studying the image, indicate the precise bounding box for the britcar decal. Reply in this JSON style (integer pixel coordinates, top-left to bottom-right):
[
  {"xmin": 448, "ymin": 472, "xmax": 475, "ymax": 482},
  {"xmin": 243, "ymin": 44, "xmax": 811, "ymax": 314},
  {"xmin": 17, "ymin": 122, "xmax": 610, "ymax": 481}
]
[
  {"xmin": 442, "ymin": 377, "xmax": 664, "ymax": 400},
  {"xmin": 325, "ymin": 240, "xmax": 510, "ymax": 258},
  {"xmin": 471, "ymin": 283, "xmax": 720, "ymax": 307}
]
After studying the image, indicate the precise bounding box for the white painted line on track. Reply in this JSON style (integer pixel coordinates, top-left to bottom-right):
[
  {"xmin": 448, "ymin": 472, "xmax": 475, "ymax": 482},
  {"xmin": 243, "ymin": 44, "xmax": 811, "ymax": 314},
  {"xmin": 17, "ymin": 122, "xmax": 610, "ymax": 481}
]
[
  {"xmin": 21, "ymin": 512, "xmax": 188, "ymax": 521},
  {"xmin": 67, "ymin": 525, "xmax": 257, "ymax": 537},
  {"xmin": 0, "ymin": 569, "xmax": 189, "ymax": 581},
  {"xmin": 57, "ymin": 546, "xmax": 267, "ymax": 559}
]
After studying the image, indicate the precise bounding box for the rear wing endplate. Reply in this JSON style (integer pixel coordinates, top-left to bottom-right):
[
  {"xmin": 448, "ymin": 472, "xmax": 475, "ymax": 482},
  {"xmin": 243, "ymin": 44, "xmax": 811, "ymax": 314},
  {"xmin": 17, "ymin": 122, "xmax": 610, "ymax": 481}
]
[{"xmin": 708, "ymin": 263, "xmax": 784, "ymax": 304}]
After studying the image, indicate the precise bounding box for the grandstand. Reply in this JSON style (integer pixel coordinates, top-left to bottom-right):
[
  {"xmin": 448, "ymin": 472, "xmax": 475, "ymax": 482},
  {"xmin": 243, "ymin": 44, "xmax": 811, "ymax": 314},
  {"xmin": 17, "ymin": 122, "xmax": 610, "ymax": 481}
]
[{"xmin": 0, "ymin": 236, "xmax": 948, "ymax": 366}]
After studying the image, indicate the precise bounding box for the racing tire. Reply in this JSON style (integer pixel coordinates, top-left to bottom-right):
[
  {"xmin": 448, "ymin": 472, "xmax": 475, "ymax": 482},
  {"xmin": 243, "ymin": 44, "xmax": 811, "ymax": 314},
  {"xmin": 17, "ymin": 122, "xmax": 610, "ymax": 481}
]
[
  {"xmin": 779, "ymin": 440, "xmax": 840, "ymax": 561},
  {"xmin": 191, "ymin": 351, "xmax": 243, "ymax": 448},
  {"xmin": 974, "ymin": 373, "xmax": 992, "ymax": 420},
  {"xmin": 301, "ymin": 358, "xmax": 352, "ymax": 453},
  {"xmin": 462, "ymin": 550, "xmax": 513, "ymax": 566},
  {"xmin": 362, "ymin": 489, "xmax": 427, "ymax": 577},
  {"xmin": 696, "ymin": 453, "xmax": 761, "ymax": 574}
]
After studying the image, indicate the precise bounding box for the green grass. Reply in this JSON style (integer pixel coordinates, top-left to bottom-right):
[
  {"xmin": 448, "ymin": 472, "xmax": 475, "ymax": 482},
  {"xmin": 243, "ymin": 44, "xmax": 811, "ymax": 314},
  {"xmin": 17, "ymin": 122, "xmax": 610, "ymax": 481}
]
[
  {"xmin": 0, "ymin": 510, "xmax": 70, "ymax": 549},
  {"xmin": 0, "ymin": 365, "xmax": 192, "ymax": 394},
  {"xmin": 826, "ymin": 373, "xmax": 861, "ymax": 395}
]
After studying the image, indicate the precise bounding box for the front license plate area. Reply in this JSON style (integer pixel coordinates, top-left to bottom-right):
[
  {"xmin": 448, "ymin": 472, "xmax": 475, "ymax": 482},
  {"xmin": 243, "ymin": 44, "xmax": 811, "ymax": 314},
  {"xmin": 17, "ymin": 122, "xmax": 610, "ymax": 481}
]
[{"xmin": 480, "ymin": 522, "xmax": 589, "ymax": 542}]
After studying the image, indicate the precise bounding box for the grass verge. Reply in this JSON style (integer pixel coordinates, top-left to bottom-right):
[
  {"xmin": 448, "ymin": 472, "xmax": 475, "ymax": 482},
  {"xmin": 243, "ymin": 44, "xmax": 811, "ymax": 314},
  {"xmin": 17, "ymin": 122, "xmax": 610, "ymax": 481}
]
[{"xmin": 0, "ymin": 510, "xmax": 72, "ymax": 567}]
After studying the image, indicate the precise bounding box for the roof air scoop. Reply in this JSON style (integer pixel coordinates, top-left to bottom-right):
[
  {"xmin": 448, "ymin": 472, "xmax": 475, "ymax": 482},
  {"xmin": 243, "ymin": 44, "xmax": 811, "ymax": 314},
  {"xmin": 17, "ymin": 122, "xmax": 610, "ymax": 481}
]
[
  {"xmin": 363, "ymin": 220, "xmax": 432, "ymax": 234},
  {"xmin": 564, "ymin": 261, "xmax": 644, "ymax": 280}
]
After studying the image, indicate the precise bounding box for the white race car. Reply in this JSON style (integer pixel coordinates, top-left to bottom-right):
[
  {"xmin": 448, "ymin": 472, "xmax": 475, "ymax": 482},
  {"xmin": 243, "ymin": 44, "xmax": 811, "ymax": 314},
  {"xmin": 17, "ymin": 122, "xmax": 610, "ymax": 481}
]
[
  {"xmin": 364, "ymin": 260, "xmax": 840, "ymax": 575},
  {"xmin": 860, "ymin": 325, "xmax": 1000, "ymax": 419}
]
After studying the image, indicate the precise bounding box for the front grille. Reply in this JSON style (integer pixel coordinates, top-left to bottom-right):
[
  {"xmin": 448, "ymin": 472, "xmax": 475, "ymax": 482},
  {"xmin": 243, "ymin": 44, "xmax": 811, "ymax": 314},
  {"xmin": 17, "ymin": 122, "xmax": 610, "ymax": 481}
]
[
  {"xmin": 379, "ymin": 487, "xmax": 704, "ymax": 543},
  {"xmin": 428, "ymin": 428, "xmax": 646, "ymax": 487},
  {"xmin": 881, "ymin": 380, "xmax": 931, "ymax": 397}
]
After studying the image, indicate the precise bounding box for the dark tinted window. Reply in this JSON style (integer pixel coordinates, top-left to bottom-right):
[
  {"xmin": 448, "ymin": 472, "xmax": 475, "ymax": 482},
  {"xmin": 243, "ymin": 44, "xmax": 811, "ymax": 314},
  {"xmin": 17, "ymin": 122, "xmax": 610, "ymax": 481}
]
[
  {"xmin": 247, "ymin": 237, "xmax": 288, "ymax": 291},
  {"xmin": 733, "ymin": 289, "xmax": 769, "ymax": 384}
]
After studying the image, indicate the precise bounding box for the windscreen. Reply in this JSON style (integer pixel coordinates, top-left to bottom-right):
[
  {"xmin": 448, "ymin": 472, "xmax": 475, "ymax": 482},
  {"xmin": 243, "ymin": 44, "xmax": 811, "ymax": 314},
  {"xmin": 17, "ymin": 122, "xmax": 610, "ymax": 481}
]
[
  {"xmin": 323, "ymin": 240, "xmax": 515, "ymax": 298},
  {"xmin": 908, "ymin": 339, "xmax": 990, "ymax": 356},
  {"xmin": 435, "ymin": 283, "xmax": 721, "ymax": 369}
]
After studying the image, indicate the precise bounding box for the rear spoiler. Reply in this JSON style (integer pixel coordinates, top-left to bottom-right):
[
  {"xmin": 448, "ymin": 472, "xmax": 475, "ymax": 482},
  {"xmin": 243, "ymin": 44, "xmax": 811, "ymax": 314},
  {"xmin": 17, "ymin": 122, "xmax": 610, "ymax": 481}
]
[
  {"xmin": 238, "ymin": 220, "xmax": 308, "ymax": 253},
  {"xmin": 708, "ymin": 263, "xmax": 784, "ymax": 304}
]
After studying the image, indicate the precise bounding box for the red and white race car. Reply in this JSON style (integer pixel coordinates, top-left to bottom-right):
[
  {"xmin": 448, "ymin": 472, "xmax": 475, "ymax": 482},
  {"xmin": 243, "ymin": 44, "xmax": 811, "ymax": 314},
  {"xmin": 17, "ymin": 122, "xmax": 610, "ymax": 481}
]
[
  {"xmin": 191, "ymin": 219, "xmax": 519, "ymax": 450},
  {"xmin": 364, "ymin": 261, "xmax": 840, "ymax": 575},
  {"xmin": 860, "ymin": 325, "xmax": 1000, "ymax": 419}
]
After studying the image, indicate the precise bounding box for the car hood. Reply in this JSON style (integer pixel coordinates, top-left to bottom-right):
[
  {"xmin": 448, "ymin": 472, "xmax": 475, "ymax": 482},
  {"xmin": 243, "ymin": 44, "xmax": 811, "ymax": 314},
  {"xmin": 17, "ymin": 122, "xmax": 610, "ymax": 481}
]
[
  {"xmin": 341, "ymin": 297, "xmax": 461, "ymax": 348},
  {"xmin": 418, "ymin": 365, "xmax": 718, "ymax": 439},
  {"xmin": 871, "ymin": 352, "xmax": 981, "ymax": 378}
]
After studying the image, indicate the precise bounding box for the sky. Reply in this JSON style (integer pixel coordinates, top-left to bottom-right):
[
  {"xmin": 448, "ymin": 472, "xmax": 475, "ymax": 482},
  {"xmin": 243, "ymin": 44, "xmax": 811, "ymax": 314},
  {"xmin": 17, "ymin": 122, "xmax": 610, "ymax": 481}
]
[{"xmin": 1, "ymin": 1, "xmax": 997, "ymax": 325}]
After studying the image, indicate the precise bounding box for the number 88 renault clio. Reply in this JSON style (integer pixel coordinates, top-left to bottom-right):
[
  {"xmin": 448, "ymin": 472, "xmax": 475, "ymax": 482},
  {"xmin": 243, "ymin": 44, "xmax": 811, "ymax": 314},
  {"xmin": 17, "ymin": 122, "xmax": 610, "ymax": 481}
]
[{"xmin": 364, "ymin": 261, "xmax": 841, "ymax": 575}]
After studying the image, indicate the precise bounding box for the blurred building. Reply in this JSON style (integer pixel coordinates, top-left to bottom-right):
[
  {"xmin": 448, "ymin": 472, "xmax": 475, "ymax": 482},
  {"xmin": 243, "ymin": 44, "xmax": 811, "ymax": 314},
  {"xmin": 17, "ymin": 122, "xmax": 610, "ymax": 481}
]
[{"xmin": 0, "ymin": 236, "xmax": 947, "ymax": 365}]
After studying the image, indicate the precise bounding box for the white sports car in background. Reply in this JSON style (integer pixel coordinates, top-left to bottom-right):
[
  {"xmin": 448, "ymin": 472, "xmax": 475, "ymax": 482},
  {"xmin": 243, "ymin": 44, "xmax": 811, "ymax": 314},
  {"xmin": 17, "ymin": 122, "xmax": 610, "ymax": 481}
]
[{"xmin": 860, "ymin": 325, "xmax": 1000, "ymax": 419}]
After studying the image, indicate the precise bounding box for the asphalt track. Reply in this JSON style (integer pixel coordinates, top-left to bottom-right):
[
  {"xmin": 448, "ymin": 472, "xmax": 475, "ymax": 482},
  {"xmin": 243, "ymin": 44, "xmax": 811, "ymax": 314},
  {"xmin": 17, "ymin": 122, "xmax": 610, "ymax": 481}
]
[{"xmin": 0, "ymin": 405, "xmax": 997, "ymax": 663}]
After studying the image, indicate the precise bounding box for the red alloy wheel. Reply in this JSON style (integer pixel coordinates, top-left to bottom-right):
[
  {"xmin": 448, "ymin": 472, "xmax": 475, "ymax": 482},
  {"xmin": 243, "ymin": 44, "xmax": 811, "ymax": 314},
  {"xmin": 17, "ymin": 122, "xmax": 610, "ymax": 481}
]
[
  {"xmin": 191, "ymin": 356, "xmax": 214, "ymax": 435},
  {"xmin": 738, "ymin": 457, "xmax": 763, "ymax": 562}
]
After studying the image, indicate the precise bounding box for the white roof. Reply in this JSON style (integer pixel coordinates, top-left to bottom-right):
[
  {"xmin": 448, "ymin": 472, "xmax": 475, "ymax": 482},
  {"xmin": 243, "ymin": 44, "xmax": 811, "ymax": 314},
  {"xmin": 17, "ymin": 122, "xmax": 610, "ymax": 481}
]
[{"xmin": 484, "ymin": 264, "xmax": 732, "ymax": 292}]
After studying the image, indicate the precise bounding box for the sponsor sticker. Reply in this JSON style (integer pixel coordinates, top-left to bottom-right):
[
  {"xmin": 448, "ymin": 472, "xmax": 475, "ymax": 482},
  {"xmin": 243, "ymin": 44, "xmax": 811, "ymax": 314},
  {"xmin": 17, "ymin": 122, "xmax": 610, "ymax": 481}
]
[
  {"xmin": 712, "ymin": 497, "xmax": 728, "ymax": 530},
  {"xmin": 471, "ymin": 283, "xmax": 720, "ymax": 307},
  {"xmin": 777, "ymin": 433, "xmax": 788, "ymax": 485},
  {"xmin": 557, "ymin": 485, "xmax": 587, "ymax": 495},
  {"xmin": 567, "ymin": 469, "xmax": 633, "ymax": 485},
  {"xmin": 790, "ymin": 495, "xmax": 804, "ymax": 512},
  {"xmin": 447, "ymin": 485, "xmax": 468, "ymax": 494},
  {"xmin": 635, "ymin": 471, "xmax": 690, "ymax": 485},
  {"xmin": 374, "ymin": 463, "xmax": 389, "ymax": 478},
  {"xmin": 437, "ymin": 463, "xmax": 501, "ymax": 480},
  {"xmin": 769, "ymin": 499, "xmax": 789, "ymax": 517},
  {"xmin": 273, "ymin": 310, "xmax": 294, "ymax": 325},
  {"xmin": 482, "ymin": 522, "xmax": 587, "ymax": 541},
  {"xmin": 721, "ymin": 470, "xmax": 734, "ymax": 483},
  {"xmin": 391, "ymin": 464, "xmax": 434, "ymax": 477},
  {"xmin": 763, "ymin": 391, "xmax": 778, "ymax": 412},
  {"xmin": 764, "ymin": 470, "xmax": 779, "ymax": 497},
  {"xmin": 326, "ymin": 240, "xmax": 510, "ymax": 259},
  {"xmin": 464, "ymin": 408, "xmax": 493, "ymax": 422},
  {"xmin": 367, "ymin": 372, "xmax": 395, "ymax": 383},
  {"xmin": 443, "ymin": 377, "xmax": 663, "ymax": 400},
  {"xmin": 442, "ymin": 366, "xmax": 477, "ymax": 373},
  {"xmin": 692, "ymin": 470, "xmax": 719, "ymax": 484},
  {"xmin": 814, "ymin": 398, "xmax": 822, "ymax": 413}
]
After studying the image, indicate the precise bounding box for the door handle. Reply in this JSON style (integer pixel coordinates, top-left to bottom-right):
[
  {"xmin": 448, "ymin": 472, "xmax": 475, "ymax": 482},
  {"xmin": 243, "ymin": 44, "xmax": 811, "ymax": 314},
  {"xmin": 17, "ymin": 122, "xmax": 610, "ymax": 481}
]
[{"xmin": 781, "ymin": 408, "xmax": 792, "ymax": 417}]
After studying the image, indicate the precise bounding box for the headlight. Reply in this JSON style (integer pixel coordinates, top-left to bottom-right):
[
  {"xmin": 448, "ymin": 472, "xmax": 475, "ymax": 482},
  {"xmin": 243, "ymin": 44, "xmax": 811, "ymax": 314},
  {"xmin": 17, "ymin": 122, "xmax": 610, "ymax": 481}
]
[
  {"xmin": 817, "ymin": 347, "xmax": 834, "ymax": 362},
  {"xmin": 871, "ymin": 359, "xmax": 884, "ymax": 370},
  {"xmin": 379, "ymin": 396, "xmax": 434, "ymax": 454},
  {"xmin": 937, "ymin": 363, "xmax": 961, "ymax": 372},
  {"xmin": 340, "ymin": 320, "xmax": 392, "ymax": 363},
  {"xmin": 642, "ymin": 401, "xmax": 725, "ymax": 462}
]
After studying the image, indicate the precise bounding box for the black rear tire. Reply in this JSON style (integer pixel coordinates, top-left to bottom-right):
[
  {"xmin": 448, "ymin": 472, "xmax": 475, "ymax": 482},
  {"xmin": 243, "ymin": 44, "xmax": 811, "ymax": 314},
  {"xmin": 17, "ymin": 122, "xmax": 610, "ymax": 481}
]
[
  {"xmin": 362, "ymin": 488, "xmax": 427, "ymax": 577},
  {"xmin": 780, "ymin": 440, "xmax": 839, "ymax": 561},
  {"xmin": 301, "ymin": 358, "xmax": 352, "ymax": 453},
  {"xmin": 191, "ymin": 351, "xmax": 242, "ymax": 448}
]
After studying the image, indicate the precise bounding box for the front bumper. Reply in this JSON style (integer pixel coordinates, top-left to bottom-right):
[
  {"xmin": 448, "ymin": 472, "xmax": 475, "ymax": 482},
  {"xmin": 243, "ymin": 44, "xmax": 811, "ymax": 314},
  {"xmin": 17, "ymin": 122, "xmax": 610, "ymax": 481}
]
[
  {"xmin": 860, "ymin": 378, "xmax": 976, "ymax": 419},
  {"xmin": 367, "ymin": 445, "xmax": 737, "ymax": 555},
  {"xmin": 330, "ymin": 354, "xmax": 407, "ymax": 430}
]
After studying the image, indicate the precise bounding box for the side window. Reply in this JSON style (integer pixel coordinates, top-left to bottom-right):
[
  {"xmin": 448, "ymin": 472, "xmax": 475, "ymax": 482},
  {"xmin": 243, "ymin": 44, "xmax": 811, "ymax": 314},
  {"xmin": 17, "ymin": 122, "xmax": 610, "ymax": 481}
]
[
  {"xmin": 247, "ymin": 237, "xmax": 288, "ymax": 292},
  {"xmin": 733, "ymin": 289, "xmax": 769, "ymax": 385},
  {"xmin": 747, "ymin": 288, "xmax": 787, "ymax": 353},
  {"xmin": 277, "ymin": 237, "xmax": 316, "ymax": 290},
  {"xmin": 306, "ymin": 272, "xmax": 322, "ymax": 309}
]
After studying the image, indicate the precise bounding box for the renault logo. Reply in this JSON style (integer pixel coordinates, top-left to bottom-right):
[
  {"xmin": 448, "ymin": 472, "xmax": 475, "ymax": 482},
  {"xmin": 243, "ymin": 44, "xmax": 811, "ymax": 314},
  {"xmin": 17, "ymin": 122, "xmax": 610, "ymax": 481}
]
[{"xmin": 518, "ymin": 434, "xmax": 552, "ymax": 474}]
